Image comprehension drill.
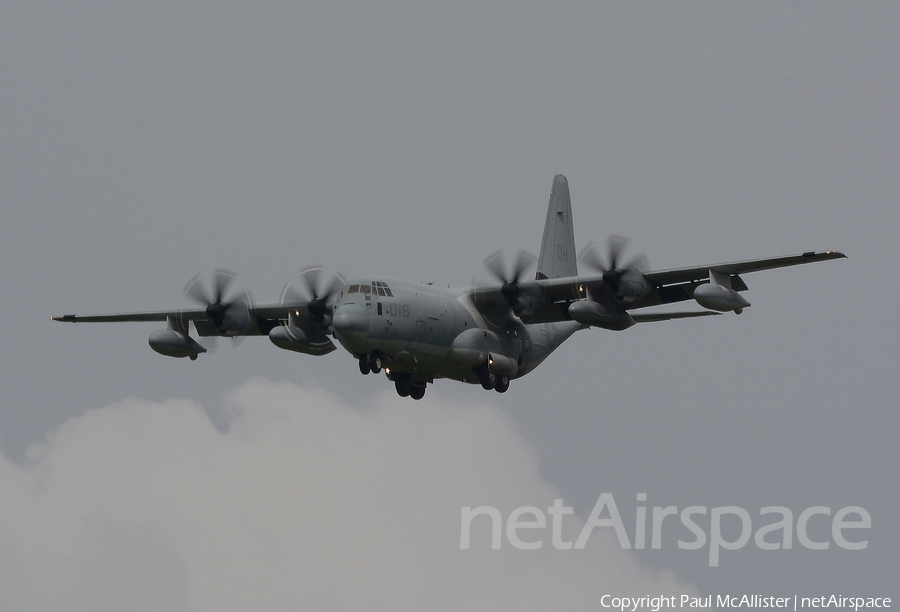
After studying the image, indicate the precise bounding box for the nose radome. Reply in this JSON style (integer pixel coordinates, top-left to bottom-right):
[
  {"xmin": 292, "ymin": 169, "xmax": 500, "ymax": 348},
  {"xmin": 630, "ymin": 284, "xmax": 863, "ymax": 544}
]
[{"xmin": 332, "ymin": 304, "xmax": 370, "ymax": 335}]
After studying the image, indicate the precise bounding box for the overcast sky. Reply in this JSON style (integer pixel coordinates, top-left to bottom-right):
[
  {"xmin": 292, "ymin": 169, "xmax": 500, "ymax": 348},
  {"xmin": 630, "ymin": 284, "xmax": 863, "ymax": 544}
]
[{"xmin": 1, "ymin": 2, "xmax": 897, "ymax": 609}]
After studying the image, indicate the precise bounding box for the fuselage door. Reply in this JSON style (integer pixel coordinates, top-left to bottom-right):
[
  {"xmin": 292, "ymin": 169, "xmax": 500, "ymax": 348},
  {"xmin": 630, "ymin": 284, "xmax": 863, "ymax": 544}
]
[{"xmin": 408, "ymin": 319, "xmax": 426, "ymax": 351}]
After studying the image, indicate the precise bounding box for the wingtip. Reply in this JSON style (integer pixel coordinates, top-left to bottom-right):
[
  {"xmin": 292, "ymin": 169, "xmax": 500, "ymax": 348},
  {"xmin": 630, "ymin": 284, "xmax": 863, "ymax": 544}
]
[{"xmin": 803, "ymin": 250, "xmax": 847, "ymax": 260}]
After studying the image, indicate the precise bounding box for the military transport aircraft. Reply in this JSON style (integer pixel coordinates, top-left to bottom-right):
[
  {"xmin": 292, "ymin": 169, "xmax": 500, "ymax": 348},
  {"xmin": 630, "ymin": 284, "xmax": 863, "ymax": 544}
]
[{"xmin": 52, "ymin": 175, "xmax": 845, "ymax": 400}]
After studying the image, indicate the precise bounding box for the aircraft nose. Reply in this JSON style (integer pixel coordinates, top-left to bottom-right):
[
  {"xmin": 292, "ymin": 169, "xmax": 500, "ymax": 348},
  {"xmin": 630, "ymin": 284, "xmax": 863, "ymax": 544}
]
[{"xmin": 332, "ymin": 304, "xmax": 370, "ymax": 336}]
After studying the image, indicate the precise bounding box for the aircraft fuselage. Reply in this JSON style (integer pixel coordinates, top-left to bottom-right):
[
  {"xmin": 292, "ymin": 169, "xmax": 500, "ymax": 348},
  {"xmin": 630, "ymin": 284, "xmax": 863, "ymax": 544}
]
[{"xmin": 332, "ymin": 276, "xmax": 580, "ymax": 388}]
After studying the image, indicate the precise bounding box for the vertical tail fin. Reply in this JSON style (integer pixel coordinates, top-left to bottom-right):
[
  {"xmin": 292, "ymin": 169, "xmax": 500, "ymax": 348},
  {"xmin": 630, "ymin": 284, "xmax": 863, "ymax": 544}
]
[{"xmin": 535, "ymin": 174, "xmax": 577, "ymax": 280}]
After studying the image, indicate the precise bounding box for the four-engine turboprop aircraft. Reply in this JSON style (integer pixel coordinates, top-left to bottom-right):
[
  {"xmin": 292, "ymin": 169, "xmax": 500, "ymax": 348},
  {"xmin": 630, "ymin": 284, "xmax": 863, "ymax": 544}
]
[{"xmin": 52, "ymin": 175, "xmax": 845, "ymax": 399}]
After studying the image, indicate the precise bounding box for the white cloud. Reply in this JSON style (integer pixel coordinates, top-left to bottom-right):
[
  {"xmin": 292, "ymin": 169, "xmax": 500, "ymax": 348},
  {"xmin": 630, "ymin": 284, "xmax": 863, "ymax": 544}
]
[{"xmin": 0, "ymin": 378, "xmax": 695, "ymax": 611}]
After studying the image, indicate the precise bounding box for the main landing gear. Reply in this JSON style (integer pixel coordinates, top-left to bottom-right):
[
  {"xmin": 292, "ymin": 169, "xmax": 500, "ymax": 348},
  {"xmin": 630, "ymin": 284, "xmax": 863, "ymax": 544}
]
[
  {"xmin": 474, "ymin": 363, "xmax": 510, "ymax": 393},
  {"xmin": 394, "ymin": 375, "xmax": 426, "ymax": 400},
  {"xmin": 358, "ymin": 353, "xmax": 427, "ymax": 400}
]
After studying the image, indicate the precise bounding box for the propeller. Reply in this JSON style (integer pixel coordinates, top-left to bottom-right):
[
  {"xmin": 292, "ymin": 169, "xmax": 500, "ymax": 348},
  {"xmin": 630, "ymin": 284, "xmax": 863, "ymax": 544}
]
[
  {"xmin": 484, "ymin": 250, "xmax": 536, "ymax": 307},
  {"xmin": 184, "ymin": 269, "xmax": 242, "ymax": 329},
  {"xmin": 281, "ymin": 266, "xmax": 346, "ymax": 324},
  {"xmin": 579, "ymin": 236, "xmax": 648, "ymax": 295}
]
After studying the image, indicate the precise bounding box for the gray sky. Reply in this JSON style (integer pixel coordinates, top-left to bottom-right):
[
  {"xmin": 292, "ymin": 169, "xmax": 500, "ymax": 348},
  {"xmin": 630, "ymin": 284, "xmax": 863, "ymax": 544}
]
[{"xmin": 1, "ymin": 1, "xmax": 897, "ymax": 608}]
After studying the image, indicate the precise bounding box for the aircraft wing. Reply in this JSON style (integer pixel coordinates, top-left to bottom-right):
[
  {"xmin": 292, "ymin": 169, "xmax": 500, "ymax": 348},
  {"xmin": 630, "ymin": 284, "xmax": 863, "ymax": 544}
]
[
  {"xmin": 639, "ymin": 250, "xmax": 846, "ymax": 287},
  {"xmin": 51, "ymin": 303, "xmax": 290, "ymax": 322},
  {"xmin": 632, "ymin": 250, "xmax": 846, "ymax": 309},
  {"xmin": 631, "ymin": 310, "xmax": 721, "ymax": 323},
  {"xmin": 52, "ymin": 310, "xmax": 206, "ymax": 323},
  {"xmin": 51, "ymin": 298, "xmax": 337, "ymax": 357},
  {"xmin": 535, "ymin": 249, "xmax": 846, "ymax": 308},
  {"xmin": 463, "ymin": 249, "xmax": 845, "ymax": 324},
  {"xmin": 52, "ymin": 302, "xmax": 296, "ymax": 335}
]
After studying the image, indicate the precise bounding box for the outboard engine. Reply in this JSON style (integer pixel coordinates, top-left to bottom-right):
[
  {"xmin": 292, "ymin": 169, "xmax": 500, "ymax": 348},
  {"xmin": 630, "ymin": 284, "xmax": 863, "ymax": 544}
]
[{"xmin": 184, "ymin": 270, "xmax": 254, "ymax": 337}]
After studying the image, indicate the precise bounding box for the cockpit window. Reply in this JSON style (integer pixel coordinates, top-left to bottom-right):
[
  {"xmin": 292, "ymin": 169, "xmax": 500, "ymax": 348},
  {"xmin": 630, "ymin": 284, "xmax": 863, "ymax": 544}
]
[
  {"xmin": 372, "ymin": 281, "xmax": 393, "ymax": 297},
  {"xmin": 346, "ymin": 281, "xmax": 391, "ymax": 297}
]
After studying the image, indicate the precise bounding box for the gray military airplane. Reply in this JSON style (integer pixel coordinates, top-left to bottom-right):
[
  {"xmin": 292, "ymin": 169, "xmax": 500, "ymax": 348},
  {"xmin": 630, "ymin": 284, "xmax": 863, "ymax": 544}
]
[{"xmin": 52, "ymin": 175, "xmax": 845, "ymax": 400}]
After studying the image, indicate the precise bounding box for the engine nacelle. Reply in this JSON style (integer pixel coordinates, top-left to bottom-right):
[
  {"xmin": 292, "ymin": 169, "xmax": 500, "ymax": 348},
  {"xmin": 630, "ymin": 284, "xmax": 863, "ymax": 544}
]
[
  {"xmin": 148, "ymin": 329, "xmax": 206, "ymax": 359},
  {"xmin": 694, "ymin": 282, "xmax": 750, "ymax": 313},
  {"xmin": 601, "ymin": 269, "xmax": 652, "ymax": 306},
  {"xmin": 619, "ymin": 270, "xmax": 651, "ymax": 303},
  {"xmin": 220, "ymin": 302, "xmax": 252, "ymax": 336},
  {"xmin": 195, "ymin": 302, "xmax": 254, "ymax": 338},
  {"xmin": 568, "ymin": 301, "xmax": 635, "ymax": 331},
  {"xmin": 269, "ymin": 325, "xmax": 336, "ymax": 356},
  {"xmin": 511, "ymin": 285, "xmax": 546, "ymax": 317}
]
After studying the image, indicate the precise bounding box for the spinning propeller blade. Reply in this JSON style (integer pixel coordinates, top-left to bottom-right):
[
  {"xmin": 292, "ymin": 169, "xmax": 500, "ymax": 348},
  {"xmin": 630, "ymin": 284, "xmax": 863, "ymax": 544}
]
[
  {"xmin": 484, "ymin": 250, "xmax": 536, "ymax": 307},
  {"xmin": 282, "ymin": 266, "xmax": 346, "ymax": 324},
  {"xmin": 183, "ymin": 269, "xmax": 240, "ymax": 328},
  {"xmin": 579, "ymin": 236, "xmax": 648, "ymax": 294}
]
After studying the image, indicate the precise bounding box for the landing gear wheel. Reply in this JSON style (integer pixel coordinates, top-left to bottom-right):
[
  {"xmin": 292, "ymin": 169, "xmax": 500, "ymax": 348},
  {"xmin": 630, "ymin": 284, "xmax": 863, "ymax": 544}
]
[
  {"xmin": 494, "ymin": 376, "xmax": 509, "ymax": 393},
  {"xmin": 369, "ymin": 354, "xmax": 382, "ymax": 374},
  {"xmin": 475, "ymin": 363, "xmax": 494, "ymax": 390},
  {"xmin": 409, "ymin": 384, "xmax": 426, "ymax": 400},
  {"xmin": 359, "ymin": 356, "xmax": 371, "ymax": 375},
  {"xmin": 395, "ymin": 378, "xmax": 410, "ymax": 397}
]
